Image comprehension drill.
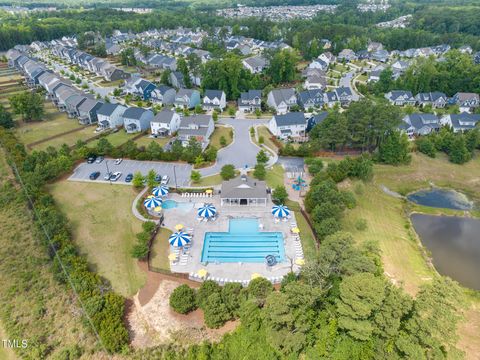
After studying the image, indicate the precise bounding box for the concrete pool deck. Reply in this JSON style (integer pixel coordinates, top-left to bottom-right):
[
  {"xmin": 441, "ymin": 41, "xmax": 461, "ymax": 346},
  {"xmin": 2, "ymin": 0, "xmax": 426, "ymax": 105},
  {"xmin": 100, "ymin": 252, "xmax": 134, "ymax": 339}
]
[{"xmin": 162, "ymin": 194, "xmax": 303, "ymax": 283}]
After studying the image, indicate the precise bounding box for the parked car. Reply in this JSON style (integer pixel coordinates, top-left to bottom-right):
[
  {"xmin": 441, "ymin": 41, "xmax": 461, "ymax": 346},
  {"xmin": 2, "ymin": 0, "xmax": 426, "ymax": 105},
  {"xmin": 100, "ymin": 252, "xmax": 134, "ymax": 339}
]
[
  {"xmin": 110, "ymin": 172, "xmax": 122, "ymax": 182},
  {"xmin": 114, "ymin": 158, "xmax": 123, "ymax": 165},
  {"xmin": 161, "ymin": 175, "xmax": 169, "ymax": 185},
  {"xmin": 125, "ymin": 173, "xmax": 133, "ymax": 182},
  {"xmin": 104, "ymin": 172, "xmax": 112, "ymax": 180},
  {"xmin": 155, "ymin": 173, "xmax": 162, "ymax": 182},
  {"xmin": 89, "ymin": 171, "xmax": 100, "ymax": 180},
  {"xmin": 95, "ymin": 156, "xmax": 104, "ymax": 164},
  {"xmin": 87, "ymin": 155, "xmax": 97, "ymax": 164}
]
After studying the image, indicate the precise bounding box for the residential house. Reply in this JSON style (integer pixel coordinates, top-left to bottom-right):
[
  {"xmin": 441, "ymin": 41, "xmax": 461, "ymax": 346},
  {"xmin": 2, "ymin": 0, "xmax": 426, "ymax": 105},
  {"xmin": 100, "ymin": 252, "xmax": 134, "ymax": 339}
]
[
  {"xmin": 65, "ymin": 94, "xmax": 87, "ymax": 118},
  {"xmin": 371, "ymin": 49, "xmax": 389, "ymax": 63},
  {"xmin": 150, "ymin": 108, "xmax": 181, "ymax": 136},
  {"xmin": 297, "ymin": 89, "xmax": 325, "ymax": 109},
  {"xmin": 318, "ymin": 52, "xmax": 336, "ymax": 65},
  {"xmin": 440, "ymin": 113, "xmax": 480, "ymax": 133},
  {"xmin": 415, "ymin": 92, "xmax": 448, "ymax": 108},
  {"xmin": 123, "ymin": 107, "xmax": 154, "ymax": 133},
  {"xmin": 304, "ymin": 74, "xmax": 327, "ymax": 90},
  {"xmin": 267, "ymin": 88, "xmax": 297, "ymax": 114},
  {"xmin": 97, "ymin": 103, "xmax": 127, "ymax": 129},
  {"xmin": 335, "ymin": 86, "xmax": 353, "ymax": 106},
  {"xmin": 459, "ymin": 45, "xmax": 473, "ymax": 55},
  {"xmin": 385, "ymin": 90, "xmax": 416, "ymax": 106},
  {"xmin": 169, "ymin": 71, "xmax": 185, "ymax": 88},
  {"xmin": 451, "ymin": 92, "xmax": 480, "ymax": 113},
  {"xmin": 367, "ymin": 42, "xmax": 384, "ymax": 52},
  {"xmin": 238, "ymin": 90, "xmax": 262, "ymax": 112},
  {"xmin": 268, "ymin": 112, "xmax": 307, "ymax": 140},
  {"xmin": 174, "ymin": 89, "xmax": 201, "ymax": 109},
  {"xmin": 106, "ymin": 43, "xmax": 122, "ymax": 56},
  {"xmin": 104, "ymin": 66, "xmax": 130, "ymax": 82},
  {"xmin": 325, "ymin": 91, "xmax": 339, "ymax": 108},
  {"xmin": 54, "ymin": 84, "xmax": 77, "ymax": 109},
  {"xmin": 308, "ymin": 58, "xmax": 329, "ymax": 71},
  {"xmin": 242, "ymin": 56, "xmax": 268, "ymax": 74},
  {"xmin": 400, "ymin": 113, "xmax": 440, "ymax": 138},
  {"xmin": 151, "ymin": 85, "xmax": 176, "ymax": 105},
  {"xmin": 202, "ymin": 90, "xmax": 227, "ymax": 111},
  {"xmin": 177, "ymin": 114, "xmax": 214, "ymax": 148},
  {"xmin": 337, "ymin": 49, "xmax": 357, "ymax": 62},
  {"xmin": 306, "ymin": 112, "xmax": 328, "ymax": 132},
  {"xmin": 78, "ymin": 98, "xmax": 103, "ymax": 125},
  {"xmin": 368, "ymin": 66, "xmax": 386, "ymax": 83},
  {"xmin": 124, "ymin": 77, "xmax": 156, "ymax": 100}
]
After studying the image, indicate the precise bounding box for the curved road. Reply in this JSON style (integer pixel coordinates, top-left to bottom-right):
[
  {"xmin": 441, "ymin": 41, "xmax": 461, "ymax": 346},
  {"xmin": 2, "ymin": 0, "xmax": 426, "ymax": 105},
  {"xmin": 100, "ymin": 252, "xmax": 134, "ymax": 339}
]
[{"xmin": 199, "ymin": 118, "xmax": 270, "ymax": 177}]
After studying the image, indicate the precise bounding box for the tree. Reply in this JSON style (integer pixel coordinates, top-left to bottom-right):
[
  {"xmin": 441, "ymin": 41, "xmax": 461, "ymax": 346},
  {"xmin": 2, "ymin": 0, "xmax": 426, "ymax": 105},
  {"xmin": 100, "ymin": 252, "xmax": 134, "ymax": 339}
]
[
  {"xmin": 256, "ymin": 150, "xmax": 269, "ymax": 164},
  {"xmin": 449, "ymin": 136, "xmax": 471, "ymax": 164},
  {"xmin": 177, "ymin": 57, "xmax": 192, "ymax": 88},
  {"xmin": 96, "ymin": 138, "xmax": 113, "ymax": 156},
  {"xmin": 120, "ymin": 47, "xmax": 136, "ymax": 66},
  {"xmin": 416, "ymin": 137, "xmax": 436, "ymax": 158},
  {"xmin": 146, "ymin": 169, "xmax": 157, "ymax": 187},
  {"xmin": 220, "ymin": 164, "xmax": 236, "ymax": 180},
  {"xmin": 170, "ymin": 285, "xmax": 197, "ymax": 314},
  {"xmin": 196, "ymin": 280, "xmax": 222, "ymax": 309},
  {"xmin": 253, "ymin": 163, "xmax": 266, "ymax": 180},
  {"xmin": 266, "ymin": 49, "xmax": 300, "ymax": 84},
  {"xmin": 0, "ymin": 104, "xmax": 14, "ymax": 128},
  {"xmin": 132, "ymin": 171, "xmax": 145, "ymax": 188},
  {"xmin": 272, "ymin": 185, "xmax": 288, "ymax": 204},
  {"xmin": 203, "ymin": 293, "xmax": 231, "ymax": 328},
  {"xmin": 160, "ymin": 69, "xmax": 171, "ymax": 85},
  {"xmin": 377, "ymin": 131, "xmax": 411, "ymax": 165},
  {"xmin": 9, "ymin": 91, "xmax": 44, "ymax": 122},
  {"xmin": 219, "ymin": 135, "xmax": 227, "ymax": 147},
  {"xmin": 305, "ymin": 157, "xmax": 324, "ymax": 175},
  {"xmin": 204, "ymin": 146, "xmax": 218, "ymax": 163},
  {"xmin": 190, "ymin": 170, "xmax": 201, "ymax": 183},
  {"xmin": 336, "ymin": 273, "xmax": 386, "ymax": 341},
  {"xmin": 221, "ymin": 282, "xmax": 243, "ymax": 317},
  {"xmin": 182, "ymin": 137, "xmax": 202, "ymax": 164},
  {"xmin": 309, "ymin": 110, "xmax": 348, "ymax": 151},
  {"xmin": 247, "ymin": 277, "xmax": 273, "ymax": 307}
]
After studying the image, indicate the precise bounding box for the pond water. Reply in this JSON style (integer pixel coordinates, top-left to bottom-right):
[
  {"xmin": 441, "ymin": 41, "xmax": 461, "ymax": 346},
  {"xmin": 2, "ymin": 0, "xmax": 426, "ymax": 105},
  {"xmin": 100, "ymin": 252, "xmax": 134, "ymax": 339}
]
[
  {"xmin": 411, "ymin": 214, "xmax": 480, "ymax": 290},
  {"xmin": 407, "ymin": 188, "xmax": 473, "ymax": 210}
]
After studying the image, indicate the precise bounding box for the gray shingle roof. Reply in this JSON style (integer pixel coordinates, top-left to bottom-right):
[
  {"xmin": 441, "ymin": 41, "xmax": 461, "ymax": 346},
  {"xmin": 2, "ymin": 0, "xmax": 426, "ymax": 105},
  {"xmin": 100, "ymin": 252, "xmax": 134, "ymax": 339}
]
[
  {"xmin": 220, "ymin": 175, "xmax": 267, "ymax": 200},
  {"xmin": 273, "ymin": 112, "xmax": 306, "ymax": 127},
  {"xmin": 123, "ymin": 107, "xmax": 149, "ymax": 120},
  {"xmin": 97, "ymin": 103, "xmax": 121, "ymax": 117}
]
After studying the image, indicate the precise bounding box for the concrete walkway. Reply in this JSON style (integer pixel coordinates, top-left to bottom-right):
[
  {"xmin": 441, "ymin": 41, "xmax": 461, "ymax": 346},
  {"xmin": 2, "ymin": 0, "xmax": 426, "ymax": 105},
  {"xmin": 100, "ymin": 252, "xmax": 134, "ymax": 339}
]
[
  {"xmin": 199, "ymin": 117, "xmax": 272, "ymax": 177},
  {"xmin": 132, "ymin": 186, "xmax": 160, "ymax": 223}
]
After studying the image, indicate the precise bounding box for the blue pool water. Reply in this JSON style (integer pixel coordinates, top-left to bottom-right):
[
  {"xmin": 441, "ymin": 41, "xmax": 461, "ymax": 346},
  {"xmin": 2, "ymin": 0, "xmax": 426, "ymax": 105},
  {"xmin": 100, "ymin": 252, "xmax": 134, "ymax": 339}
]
[
  {"xmin": 162, "ymin": 200, "xmax": 194, "ymax": 211},
  {"xmin": 201, "ymin": 218, "xmax": 285, "ymax": 263}
]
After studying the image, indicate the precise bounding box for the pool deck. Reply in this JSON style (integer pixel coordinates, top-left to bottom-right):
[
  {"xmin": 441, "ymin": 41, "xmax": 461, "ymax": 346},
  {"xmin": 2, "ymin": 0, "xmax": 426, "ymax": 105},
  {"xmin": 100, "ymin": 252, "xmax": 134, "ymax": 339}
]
[{"xmin": 163, "ymin": 194, "xmax": 302, "ymax": 284}]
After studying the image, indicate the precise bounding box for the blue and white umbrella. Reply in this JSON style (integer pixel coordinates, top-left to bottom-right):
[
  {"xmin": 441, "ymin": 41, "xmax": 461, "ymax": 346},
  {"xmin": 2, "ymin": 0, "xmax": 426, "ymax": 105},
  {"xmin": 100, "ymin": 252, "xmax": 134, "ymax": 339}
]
[
  {"xmin": 197, "ymin": 204, "xmax": 217, "ymax": 218},
  {"xmin": 272, "ymin": 205, "xmax": 290, "ymax": 218},
  {"xmin": 152, "ymin": 185, "xmax": 169, "ymax": 197},
  {"xmin": 143, "ymin": 196, "xmax": 163, "ymax": 209},
  {"xmin": 169, "ymin": 231, "xmax": 191, "ymax": 247}
]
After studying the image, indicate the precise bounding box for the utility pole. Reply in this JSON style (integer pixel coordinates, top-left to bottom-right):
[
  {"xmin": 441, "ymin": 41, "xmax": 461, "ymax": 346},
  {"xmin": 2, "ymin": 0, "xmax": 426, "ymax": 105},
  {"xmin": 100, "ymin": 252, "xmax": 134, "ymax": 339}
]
[
  {"xmin": 173, "ymin": 165, "xmax": 178, "ymax": 189},
  {"xmin": 105, "ymin": 159, "xmax": 112, "ymax": 185}
]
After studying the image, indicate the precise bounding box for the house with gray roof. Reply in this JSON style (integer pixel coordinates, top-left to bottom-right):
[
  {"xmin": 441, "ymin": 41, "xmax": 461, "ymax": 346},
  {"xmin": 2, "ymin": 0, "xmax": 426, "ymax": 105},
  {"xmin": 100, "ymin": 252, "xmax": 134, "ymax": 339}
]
[
  {"xmin": 220, "ymin": 175, "xmax": 268, "ymax": 206},
  {"xmin": 220, "ymin": 174, "xmax": 267, "ymax": 207},
  {"xmin": 304, "ymin": 74, "xmax": 326, "ymax": 90},
  {"xmin": 337, "ymin": 49, "xmax": 357, "ymax": 62},
  {"xmin": 151, "ymin": 85, "xmax": 176, "ymax": 105},
  {"xmin": 54, "ymin": 84, "xmax": 76, "ymax": 109},
  {"xmin": 451, "ymin": 92, "xmax": 480, "ymax": 113},
  {"xmin": 400, "ymin": 113, "xmax": 440, "ymax": 138},
  {"xmin": 174, "ymin": 89, "xmax": 201, "ymax": 109},
  {"xmin": 385, "ymin": 90, "xmax": 416, "ymax": 106},
  {"xmin": 97, "ymin": 103, "xmax": 127, "ymax": 130},
  {"xmin": 297, "ymin": 89, "xmax": 324, "ymax": 109},
  {"xmin": 202, "ymin": 90, "xmax": 227, "ymax": 111},
  {"xmin": 269, "ymin": 112, "xmax": 307, "ymax": 140},
  {"xmin": 238, "ymin": 90, "xmax": 262, "ymax": 112},
  {"xmin": 242, "ymin": 56, "xmax": 268, "ymax": 74},
  {"xmin": 177, "ymin": 114, "xmax": 214, "ymax": 148},
  {"xmin": 150, "ymin": 109, "xmax": 181, "ymax": 136},
  {"xmin": 123, "ymin": 107, "xmax": 154, "ymax": 133},
  {"xmin": 415, "ymin": 92, "xmax": 448, "ymax": 108},
  {"xmin": 65, "ymin": 94, "xmax": 88, "ymax": 118},
  {"xmin": 78, "ymin": 98, "xmax": 103, "ymax": 125},
  {"xmin": 169, "ymin": 71, "xmax": 185, "ymax": 88},
  {"xmin": 307, "ymin": 112, "xmax": 328, "ymax": 132},
  {"xmin": 267, "ymin": 88, "xmax": 297, "ymax": 114},
  {"xmin": 335, "ymin": 86, "xmax": 353, "ymax": 106},
  {"xmin": 440, "ymin": 113, "xmax": 480, "ymax": 133}
]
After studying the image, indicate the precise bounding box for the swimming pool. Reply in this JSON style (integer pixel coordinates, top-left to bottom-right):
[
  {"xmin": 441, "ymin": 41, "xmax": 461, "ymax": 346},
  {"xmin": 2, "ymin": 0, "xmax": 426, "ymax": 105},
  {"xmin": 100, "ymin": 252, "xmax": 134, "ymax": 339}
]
[
  {"xmin": 201, "ymin": 218, "xmax": 285, "ymax": 263},
  {"xmin": 162, "ymin": 200, "xmax": 194, "ymax": 211}
]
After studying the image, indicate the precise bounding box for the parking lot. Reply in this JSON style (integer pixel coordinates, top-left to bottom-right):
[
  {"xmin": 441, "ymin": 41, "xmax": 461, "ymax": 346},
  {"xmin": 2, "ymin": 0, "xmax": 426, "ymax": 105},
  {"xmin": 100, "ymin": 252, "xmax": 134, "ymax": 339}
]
[{"xmin": 68, "ymin": 159, "xmax": 193, "ymax": 187}]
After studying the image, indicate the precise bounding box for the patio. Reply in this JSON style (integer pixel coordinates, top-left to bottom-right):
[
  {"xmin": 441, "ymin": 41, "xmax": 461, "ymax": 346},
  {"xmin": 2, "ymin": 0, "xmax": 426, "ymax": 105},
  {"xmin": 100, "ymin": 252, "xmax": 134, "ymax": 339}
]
[{"xmin": 161, "ymin": 193, "xmax": 303, "ymax": 284}]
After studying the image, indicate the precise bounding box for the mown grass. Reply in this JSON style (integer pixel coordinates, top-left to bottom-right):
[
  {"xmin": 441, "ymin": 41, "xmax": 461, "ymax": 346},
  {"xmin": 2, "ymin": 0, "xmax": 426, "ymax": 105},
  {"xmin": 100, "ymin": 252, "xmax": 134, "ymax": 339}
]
[
  {"xmin": 48, "ymin": 181, "xmax": 146, "ymax": 296},
  {"xmin": 135, "ymin": 135, "xmax": 170, "ymax": 149},
  {"xmin": 149, "ymin": 227, "xmax": 173, "ymax": 271},
  {"xmin": 32, "ymin": 126, "xmax": 96, "ymax": 150},
  {"xmin": 193, "ymin": 173, "xmax": 223, "ymax": 187},
  {"xmin": 88, "ymin": 130, "xmax": 137, "ymax": 148},
  {"xmin": 265, "ymin": 164, "xmax": 285, "ymax": 188},
  {"xmin": 255, "ymin": 126, "xmax": 279, "ymax": 153},
  {"xmin": 209, "ymin": 125, "xmax": 233, "ymax": 149}
]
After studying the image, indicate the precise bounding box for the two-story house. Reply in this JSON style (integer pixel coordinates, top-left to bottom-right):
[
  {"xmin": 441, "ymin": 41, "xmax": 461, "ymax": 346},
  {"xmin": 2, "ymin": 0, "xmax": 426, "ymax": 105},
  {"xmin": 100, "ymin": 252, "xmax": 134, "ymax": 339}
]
[
  {"xmin": 400, "ymin": 113, "xmax": 440, "ymax": 138},
  {"xmin": 97, "ymin": 103, "xmax": 127, "ymax": 130},
  {"xmin": 150, "ymin": 109, "xmax": 181, "ymax": 136},
  {"xmin": 451, "ymin": 93, "xmax": 480, "ymax": 113},
  {"xmin": 151, "ymin": 85, "xmax": 176, "ymax": 105},
  {"xmin": 202, "ymin": 90, "xmax": 227, "ymax": 112},
  {"xmin": 267, "ymin": 88, "xmax": 297, "ymax": 115},
  {"xmin": 415, "ymin": 92, "xmax": 448, "ymax": 108},
  {"xmin": 440, "ymin": 113, "xmax": 480, "ymax": 133},
  {"xmin": 242, "ymin": 56, "xmax": 268, "ymax": 74},
  {"xmin": 238, "ymin": 90, "xmax": 262, "ymax": 112},
  {"xmin": 123, "ymin": 107, "xmax": 154, "ymax": 133},
  {"xmin": 385, "ymin": 90, "xmax": 416, "ymax": 106},
  {"xmin": 78, "ymin": 98, "xmax": 103, "ymax": 125},
  {"xmin": 269, "ymin": 112, "xmax": 307, "ymax": 141},
  {"xmin": 297, "ymin": 89, "xmax": 325, "ymax": 110},
  {"xmin": 174, "ymin": 89, "xmax": 201, "ymax": 109},
  {"xmin": 177, "ymin": 114, "xmax": 214, "ymax": 149}
]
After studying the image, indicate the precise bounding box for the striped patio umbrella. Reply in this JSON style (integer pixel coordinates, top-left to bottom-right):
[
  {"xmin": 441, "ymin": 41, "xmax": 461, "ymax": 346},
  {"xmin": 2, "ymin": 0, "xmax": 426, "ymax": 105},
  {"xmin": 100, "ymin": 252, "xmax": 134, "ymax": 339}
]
[
  {"xmin": 152, "ymin": 185, "xmax": 169, "ymax": 197},
  {"xmin": 272, "ymin": 205, "xmax": 290, "ymax": 218},
  {"xmin": 197, "ymin": 204, "xmax": 217, "ymax": 218},
  {"xmin": 143, "ymin": 196, "xmax": 163, "ymax": 209},
  {"xmin": 169, "ymin": 231, "xmax": 191, "ymax": 247}
]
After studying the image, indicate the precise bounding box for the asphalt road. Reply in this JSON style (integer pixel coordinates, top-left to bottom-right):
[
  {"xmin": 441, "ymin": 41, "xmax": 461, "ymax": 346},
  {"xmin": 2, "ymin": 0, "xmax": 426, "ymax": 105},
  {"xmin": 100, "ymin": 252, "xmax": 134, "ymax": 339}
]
[
  {"xmin": 69, "ymin": 159, "xmax": 192, "ymax": 187},
  {"xmin": 339, "ymin": 71, "xmax": 360, "ymax": 101},
  {"xmin": 199, "ymin": 117, "xmax": 270, "ymax": 177}
]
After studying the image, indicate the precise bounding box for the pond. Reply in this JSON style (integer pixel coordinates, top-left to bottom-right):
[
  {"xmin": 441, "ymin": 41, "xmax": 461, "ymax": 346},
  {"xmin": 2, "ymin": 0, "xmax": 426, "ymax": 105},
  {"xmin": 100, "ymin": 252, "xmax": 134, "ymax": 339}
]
[
  {"xmin": 407, "ymin": 188, "xmax": 473, "ymax": 210},
  {"xmin": 411, "ymin": 214, "xmax": 480, "ymax": 290}
]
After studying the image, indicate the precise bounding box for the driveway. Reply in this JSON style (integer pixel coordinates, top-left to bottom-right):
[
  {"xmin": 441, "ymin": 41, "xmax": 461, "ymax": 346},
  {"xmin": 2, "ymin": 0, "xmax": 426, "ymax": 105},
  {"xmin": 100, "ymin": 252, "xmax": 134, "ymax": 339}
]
[
  {"xmin": 339, "ymin": 71, "xmax": 361, "ymax": 101},
  {"xmin": 69, "ymin": 159, "xmax": 192, "ymax": 187},
  {"xmin": 199, "ymin": 117, "xmax": 271, "ymax": 177}
]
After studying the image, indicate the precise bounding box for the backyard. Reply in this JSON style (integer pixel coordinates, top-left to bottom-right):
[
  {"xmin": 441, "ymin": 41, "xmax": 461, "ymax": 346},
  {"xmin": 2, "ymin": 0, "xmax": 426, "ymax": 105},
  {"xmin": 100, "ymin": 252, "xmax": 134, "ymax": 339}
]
[{"xmin": 48, "ymin": 180, "xmax": 146, "ymax": 297}]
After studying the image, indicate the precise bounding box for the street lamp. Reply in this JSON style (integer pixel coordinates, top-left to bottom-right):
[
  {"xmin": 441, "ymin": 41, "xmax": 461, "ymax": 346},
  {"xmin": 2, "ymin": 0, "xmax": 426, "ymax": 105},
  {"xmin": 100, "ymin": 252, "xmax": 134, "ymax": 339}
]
[
  {"xmin": 173, "ymin": 165, "xmax": 178, "ymax": 189},
  {"xmin": 105, "ymin": 159, "xmax": 112, "ymax": 185}
]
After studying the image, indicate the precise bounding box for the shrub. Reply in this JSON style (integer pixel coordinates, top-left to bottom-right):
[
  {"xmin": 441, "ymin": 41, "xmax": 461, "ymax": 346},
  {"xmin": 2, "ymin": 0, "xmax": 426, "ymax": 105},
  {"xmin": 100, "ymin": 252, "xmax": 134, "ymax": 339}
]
[
  {"xmin": 416, "ymin": 137, "xmax": 436, "ymax": 158},
  {"xmin": 258, "ymin": 135, "xmax": 264, "ymax": 144},
  {"xmin": 256, "ymin": 150, "xmax": 269, "ymax": 164},
  {"xmin": 190, "ymin": 170, "xmax": 201, "ymax": 182},
  {"xmin": 272, "ymin": 185, "xmax": 288, "ymax": 204},
  {"xmin": 354, "ymin": 182, "xmax": 365, "ymax": 196},
  {"xmin": 203, "ymin": 293, "xmax": 231, "ymax": 328},
  {"xmin": 196, "ymin": 280, "xmax": 222, "ymax": 309},
  {"xmin": 220, "ymin": 164, "xmax": 236, "ymax": 180},
  {"xmin": 219, "ymin": 135, "xmax": 227, "ymax": 147},
  {"xmin": 170, "ymin": 285, "xmax": 197, "ymax": 314},
  {"xmin": 253, "ymin": 163, "xmax": 266, "ymax": 180},
  {"xmin": 355, "ymin": 218, "xmax": 368, "ymax": 231}
]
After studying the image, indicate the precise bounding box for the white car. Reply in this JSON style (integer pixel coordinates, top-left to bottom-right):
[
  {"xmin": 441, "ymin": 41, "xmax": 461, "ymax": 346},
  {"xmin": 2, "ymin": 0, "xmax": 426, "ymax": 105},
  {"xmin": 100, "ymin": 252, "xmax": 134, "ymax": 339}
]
[
  {"xmin": 114, "ymin": 158, "xmax": 123, "ymax": 165},
  {"xmin": 110, "ymin": 172, "xmax": 122, "ymax": 182},
  {"xmin": 161, "ymin": 175, "xmax": 170, "ymax": 185},
  {"xmin": 104, "ymin": 172, "xmax": 112, "ymax": 180}
]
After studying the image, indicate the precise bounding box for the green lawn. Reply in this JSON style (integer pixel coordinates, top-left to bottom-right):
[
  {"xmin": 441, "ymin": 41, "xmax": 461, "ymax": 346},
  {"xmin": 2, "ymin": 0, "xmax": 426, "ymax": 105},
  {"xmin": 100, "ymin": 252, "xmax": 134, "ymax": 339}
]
[
  {"xmin": 48, "ymin": 181, "xmax": 146, "ymax": 297},
  {"xmin": 265, "ymin": 164, "xmax": 285, "ymax": 188},
  {"xmin": 192, "ymin": 173, "xmax": 223, "ymax": 187},
  {"xmin": 149, "ymin": 227, "xmax": 173, "ymax": 271},
  {"xmin": 256, "ymin": 126, "xmax": 279, "ymax": 153},
  {"xmin": 33, "ymin": 126, "xmax": 96, "ymax": 150},
  {"xmin": 88, "ymin": 130, "xmax": 137, "ymax": 148},
  {"xmin": 209, "ymin": 125, "xmax": 233, "ymax": 149},
  {"xmin": 286, "ymin": 200, "xmax": 317, "ymax": 261},
  {"xmin": 135, "ymin": 136, "xmax": 170, "ymax": 148}
]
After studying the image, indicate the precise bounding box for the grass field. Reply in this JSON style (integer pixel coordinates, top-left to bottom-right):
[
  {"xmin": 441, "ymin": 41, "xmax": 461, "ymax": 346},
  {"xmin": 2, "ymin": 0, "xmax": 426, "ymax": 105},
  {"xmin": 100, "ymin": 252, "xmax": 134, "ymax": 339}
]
[
  {"xmin": 265, "ymin": 164, "xmax": 285, "ymax": 188},
  {"xmin": 48, "ymin": 181, "xmax": 146, "ymax": 297},
  {"xmin": 149, "ymin": 227, "xmax": 173, "ymax": 271},
  {"xmin": 255, "ymin": 126, "xmax": 279, "ymax": 153},
  {"xmin": 33, "ymin": 126, "xmax": 96, "ymax": 150},
  {"xmin": 209, "ymin": 125, "xmax": 233, "ymax": 149},
  {"xmin": 88, "ymin": 130, "xmax": 137, "ymax": 148},
  {"xmin": 193, "ymin": 173, "xmax": 223, "ymax": 187},
  {"xmin": 135, "ymin": 135, "xmax": 170, "ymax": 149}
]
